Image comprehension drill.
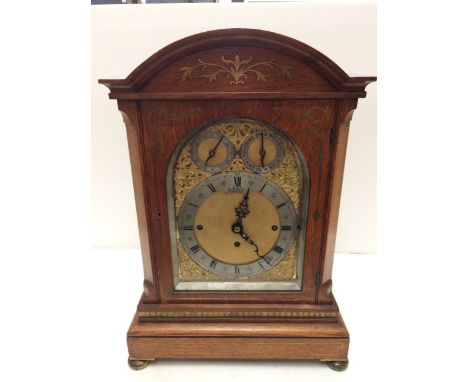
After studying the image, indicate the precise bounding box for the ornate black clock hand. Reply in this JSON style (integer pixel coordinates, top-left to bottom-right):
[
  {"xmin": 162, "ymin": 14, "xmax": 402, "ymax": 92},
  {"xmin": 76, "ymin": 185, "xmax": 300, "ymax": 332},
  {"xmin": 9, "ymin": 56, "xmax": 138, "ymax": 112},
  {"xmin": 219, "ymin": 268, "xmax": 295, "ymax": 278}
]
[
  {"xmin": 231, "ymin": 221, "xmax": 261, "ymax": 258},
  {"xmin": 235, "ymin": 188, "xmax": 250, "ymax": 224},
  {"xmin": 204, "ymin": 135, "xmax": 224, "ymax": 167},
  {"xmin": 231, "ymin": 188, "xmax": 261, "ymax": 257},
  {"xmin": 259, "ymin": 131, "xmax": 266, "ymax": 167},
  {"xmin": 240, "ymin": 231, "xmax": 261, "ymax": 258}
]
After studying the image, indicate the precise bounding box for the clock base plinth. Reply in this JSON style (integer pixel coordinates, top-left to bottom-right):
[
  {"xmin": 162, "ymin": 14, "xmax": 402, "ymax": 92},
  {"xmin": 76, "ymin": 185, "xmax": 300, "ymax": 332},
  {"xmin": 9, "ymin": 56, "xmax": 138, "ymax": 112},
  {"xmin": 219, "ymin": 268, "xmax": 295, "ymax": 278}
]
[{"xmin": 127, "ymin": 309, "xmax": 349, "ymax": 367}]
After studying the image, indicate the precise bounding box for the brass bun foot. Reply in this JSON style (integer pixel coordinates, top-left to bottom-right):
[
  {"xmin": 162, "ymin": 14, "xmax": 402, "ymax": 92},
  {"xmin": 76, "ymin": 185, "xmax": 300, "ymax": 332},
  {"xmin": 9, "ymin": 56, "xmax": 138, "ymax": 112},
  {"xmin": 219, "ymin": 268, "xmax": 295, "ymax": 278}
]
[
  {"xmin": 128, "ymin": 358, "xmax": 150, "ymax": 370},
  {"xmin": 325, "ymin": 360, "xmax": 348, "ymax": 371}
]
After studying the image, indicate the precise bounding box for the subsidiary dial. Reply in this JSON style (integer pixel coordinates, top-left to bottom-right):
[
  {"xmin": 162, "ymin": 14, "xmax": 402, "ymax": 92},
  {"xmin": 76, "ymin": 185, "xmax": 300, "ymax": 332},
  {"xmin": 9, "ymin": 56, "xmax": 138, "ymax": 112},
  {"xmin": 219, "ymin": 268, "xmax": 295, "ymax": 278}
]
[
  {"xmin": 190, "ymin": 131, "xmax": 235, "ymax": 173},
  {"xmin": 240, "ymin": 131, "xmax": 285, "ymax": 173}
]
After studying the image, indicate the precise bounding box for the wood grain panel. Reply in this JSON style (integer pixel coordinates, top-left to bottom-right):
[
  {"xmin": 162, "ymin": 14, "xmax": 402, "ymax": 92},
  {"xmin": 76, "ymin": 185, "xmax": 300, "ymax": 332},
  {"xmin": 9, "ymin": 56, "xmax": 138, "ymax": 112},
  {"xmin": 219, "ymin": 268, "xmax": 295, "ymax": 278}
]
[
  {"xmin": 139, "ymin": 99, "xmax": 334, "ymax": 304},
  {"xmin": 317, "ymin": 100, "xmax": 358, "ymax": 303},
  {"xmin": 128, "ymin": 312, "xmax": 348, "ymax": 338},
  {"xmin": 128, "ymin": 337, "xmax": 349, "ymax": 361},
  {"xmin": 108, "ymin": 91, "xmax": 367, "ymax": 100},
  {"xmin": 141, "ymin": 46, "xmax": 334, "ymax": 93},
  {"xmin": 117, "ymin": 100, "xmax": 160, "ymax": 304}
]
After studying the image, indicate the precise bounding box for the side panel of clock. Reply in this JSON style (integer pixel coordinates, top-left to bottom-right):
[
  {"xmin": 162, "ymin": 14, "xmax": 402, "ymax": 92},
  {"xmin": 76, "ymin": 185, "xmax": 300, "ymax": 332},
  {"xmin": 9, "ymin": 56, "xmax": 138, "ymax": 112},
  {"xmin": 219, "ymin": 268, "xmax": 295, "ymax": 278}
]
[{"xmin": 138, "ymin": 99, "xmax": 334, "ymax": 304}]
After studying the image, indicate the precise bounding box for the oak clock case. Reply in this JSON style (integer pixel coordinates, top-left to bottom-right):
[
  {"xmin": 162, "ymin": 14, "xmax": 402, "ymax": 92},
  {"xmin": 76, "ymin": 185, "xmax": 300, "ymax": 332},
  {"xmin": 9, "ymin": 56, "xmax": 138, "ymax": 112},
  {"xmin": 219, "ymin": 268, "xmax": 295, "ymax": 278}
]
[
  {"xmin": 168, "ymin": 118, "xmax": 307, "ymax": 290},
  {"xmin": 98, "ymin": 28, "xmax": 376, "ymax": 372}
]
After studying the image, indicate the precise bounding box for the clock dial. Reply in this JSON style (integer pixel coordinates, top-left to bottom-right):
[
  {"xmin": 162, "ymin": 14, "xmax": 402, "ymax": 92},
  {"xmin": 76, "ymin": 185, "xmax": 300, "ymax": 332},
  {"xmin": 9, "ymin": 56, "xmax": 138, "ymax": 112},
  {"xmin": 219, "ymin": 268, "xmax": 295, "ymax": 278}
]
[
  {"xmin": 190, "ymin": 131, "xmax": 235, "ymax": 173},
  {"xmin": 170, "ymin": 118, "xmax": 306, "ymax": 287},
  {"xmin": 178, "ymin": 172, "xmax": 297, "ymax": 278},
  {"xmin": 240, "ymin": 131, "xmax": 285, "ymax": 173}
]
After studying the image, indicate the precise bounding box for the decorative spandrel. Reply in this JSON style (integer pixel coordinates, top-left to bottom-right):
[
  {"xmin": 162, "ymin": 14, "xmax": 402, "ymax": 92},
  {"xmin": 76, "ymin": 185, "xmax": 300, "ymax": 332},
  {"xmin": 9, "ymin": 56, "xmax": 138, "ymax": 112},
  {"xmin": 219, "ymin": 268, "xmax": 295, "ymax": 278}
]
[{"xmin": 173, "ymin": 120, "xmax": 301, "ymax": 215}]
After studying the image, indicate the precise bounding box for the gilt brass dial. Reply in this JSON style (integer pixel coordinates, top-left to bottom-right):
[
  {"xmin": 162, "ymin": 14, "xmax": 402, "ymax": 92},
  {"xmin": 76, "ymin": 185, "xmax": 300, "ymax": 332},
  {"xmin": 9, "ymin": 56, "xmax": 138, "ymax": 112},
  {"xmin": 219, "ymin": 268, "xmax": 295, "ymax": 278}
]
[
  {"xmin": 178, "ymin": 172, "xmax": 297, "ymax": 278},
  {"xmin": 190, "ymin": 131, "xmax": 235, "ymax": 173},
  {"xmin": 170, "ymin": 117, "xmax": 307, "ymax": 288},
  {"xmin": 240, "ymin": 131, "xmax": 284, "ymax": 173}
]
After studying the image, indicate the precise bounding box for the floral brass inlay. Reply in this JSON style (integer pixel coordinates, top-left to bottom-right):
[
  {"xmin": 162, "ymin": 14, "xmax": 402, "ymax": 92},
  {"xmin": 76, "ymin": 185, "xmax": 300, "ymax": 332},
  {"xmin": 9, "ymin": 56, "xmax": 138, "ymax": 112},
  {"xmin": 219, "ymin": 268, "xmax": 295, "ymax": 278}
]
[
  {"xmin": 273, "ymin": 105, "xmax": 329, "ymax": 163},
  {"xmin": 273, "ymin": 106, "xmax": 328, "ymax": 126},
  {"xmin": 173, "ymin": 119, "xmax": 302, "ymax": 281},
  {"xmin": 149, "ymin": 107, "xmax": 202, "ymax": 126},
  {"xmin": 179, "ymin": 55, "xmax": 294, "ymax": 85}
]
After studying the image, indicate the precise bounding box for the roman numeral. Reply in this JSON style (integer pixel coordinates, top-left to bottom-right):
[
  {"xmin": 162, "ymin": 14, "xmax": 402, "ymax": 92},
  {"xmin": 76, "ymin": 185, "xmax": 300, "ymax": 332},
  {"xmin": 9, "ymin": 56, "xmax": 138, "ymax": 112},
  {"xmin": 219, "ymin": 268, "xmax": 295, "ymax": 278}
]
[
  {"xmin": 258, "ymin": 262, "xmax": 264, "ymax": 269},
  {"xmin": 183, "ymin": 226, "xmax": 193, "ymax": 230},
  {"xmin": 233, "ymin": 176, "xmax": 242, "ymax": 187},
  {"xmin": 276, "ymin": 202, "xmax": 287, "ymax": 209},
  {"xmin": 263, "ymin": 257, "xmax": 272, "ymax": 265},
  {"xmin": 189, "ymin": 202, "xmax": 199, "ymax": 208},
  {"xmin": 206, "ymin": 183, "xmax": 216, "ymax": 193},
  {"xmin": 281, "ymin": 225, "xmax": 292, "ymax": 231},
  {"xmin": 259, "ymin": 183, "xmax": 267, "ymax": 193},
  {"xmin": 273, "ymin": 245, "xmax": 284, "ymax": 254},
  {"xmin": 209, "ymin": 259, "xmax": 217, "ymax": 269},
  {"xmin": 235, "ymin": 266, "xmax": 240, "ymax": 274},
  {"xmin": 190, "ymin": 244, "xmax": 200, "ymax": 253}
]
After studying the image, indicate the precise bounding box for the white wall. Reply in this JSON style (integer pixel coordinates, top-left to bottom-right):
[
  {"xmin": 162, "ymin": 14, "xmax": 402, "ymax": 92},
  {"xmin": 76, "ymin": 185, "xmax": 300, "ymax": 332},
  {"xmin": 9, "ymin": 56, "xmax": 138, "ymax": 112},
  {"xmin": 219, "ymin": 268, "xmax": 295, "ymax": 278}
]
[{"xmin": 91, "ymin": 3, "xmax": 377, "ymax": 253}]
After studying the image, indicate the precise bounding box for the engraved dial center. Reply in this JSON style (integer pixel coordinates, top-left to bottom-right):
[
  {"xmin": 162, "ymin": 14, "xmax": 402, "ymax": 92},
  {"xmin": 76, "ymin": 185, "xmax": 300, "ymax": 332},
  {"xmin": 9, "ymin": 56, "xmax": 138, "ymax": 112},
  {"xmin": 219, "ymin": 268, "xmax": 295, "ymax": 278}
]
[{"xmin": 194, "ymin": 191, "xmax": 280, "ymax": 265}]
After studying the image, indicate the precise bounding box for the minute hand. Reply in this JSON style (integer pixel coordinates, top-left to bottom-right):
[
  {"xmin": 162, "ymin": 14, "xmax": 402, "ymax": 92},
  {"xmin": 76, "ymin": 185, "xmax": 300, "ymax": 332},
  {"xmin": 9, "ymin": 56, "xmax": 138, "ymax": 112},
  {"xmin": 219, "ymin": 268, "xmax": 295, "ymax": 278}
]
[
  {"xmin": 239, "ymin": 230, "xmax": 261, "ymax": 258},
  {"xmin": 231, "ymin": 222, "xmax": 261, "ymax": 258}
]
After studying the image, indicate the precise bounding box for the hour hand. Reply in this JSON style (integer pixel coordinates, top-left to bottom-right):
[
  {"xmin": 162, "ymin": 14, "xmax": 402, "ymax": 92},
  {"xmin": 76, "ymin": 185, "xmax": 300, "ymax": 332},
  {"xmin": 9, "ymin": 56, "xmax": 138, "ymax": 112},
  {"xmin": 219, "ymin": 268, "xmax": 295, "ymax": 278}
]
[{"xmin": 235, "ymin": 188, "xmax": 250, "ymax": 223}]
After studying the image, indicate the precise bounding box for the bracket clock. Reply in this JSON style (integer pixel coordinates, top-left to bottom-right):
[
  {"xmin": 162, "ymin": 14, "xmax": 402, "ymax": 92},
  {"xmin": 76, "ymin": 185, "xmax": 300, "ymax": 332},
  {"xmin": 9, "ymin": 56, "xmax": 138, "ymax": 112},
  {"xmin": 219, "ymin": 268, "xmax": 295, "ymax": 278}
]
[{"xmin": 99, "ymin": 29, "xmax": 376, "ymax": 371}]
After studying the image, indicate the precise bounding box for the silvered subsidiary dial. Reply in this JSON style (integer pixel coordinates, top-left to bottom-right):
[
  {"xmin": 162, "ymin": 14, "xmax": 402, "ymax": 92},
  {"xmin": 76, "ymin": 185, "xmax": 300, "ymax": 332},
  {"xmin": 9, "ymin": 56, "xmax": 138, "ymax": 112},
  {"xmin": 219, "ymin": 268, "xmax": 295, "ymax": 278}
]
[
  {"xmin": 240, "ymin": 131, "xmax": 284, "ymax": 173},
  {"xmin": 178, "ymin": 172, "xmax": 297, "ymax": 278},
  {"xmin": 190, "ymin": 131, "xmax": 235, "ymax": 173}
]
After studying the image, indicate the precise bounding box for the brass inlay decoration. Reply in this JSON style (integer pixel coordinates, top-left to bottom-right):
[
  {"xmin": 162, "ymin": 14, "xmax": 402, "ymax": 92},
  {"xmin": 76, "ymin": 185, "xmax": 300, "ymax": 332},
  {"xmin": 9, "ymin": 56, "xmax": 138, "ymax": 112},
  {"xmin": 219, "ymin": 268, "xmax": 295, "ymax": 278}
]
[
  {"xmin": 173, "ymin": 119, "xmax": 301, "ymax": 281},
  {"xmin": 149, "ymin": 107, "xmax": 202, "ymax": 127},
  {"xmin": 179, "ymin": 55, "xmax": 294, "ymax": 85},
  {"xmin": 272, "ymin": 105, "xmax": 329, "ymax": 163},
  {"xmin": 140, "ymin": 310, "xmax": 337, "ymax": 318},
  {"xmin": 272, "ymin": 106, "xmax": 329, "ymax": 125}
]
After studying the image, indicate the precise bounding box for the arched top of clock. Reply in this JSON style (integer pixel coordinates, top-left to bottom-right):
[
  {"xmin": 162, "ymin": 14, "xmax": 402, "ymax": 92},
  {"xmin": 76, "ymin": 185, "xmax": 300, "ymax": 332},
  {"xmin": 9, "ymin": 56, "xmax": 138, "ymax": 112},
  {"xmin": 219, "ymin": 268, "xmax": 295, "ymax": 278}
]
[{"xmin": 99, "ymin": 28, "xmax": 376, "ymax": 99}]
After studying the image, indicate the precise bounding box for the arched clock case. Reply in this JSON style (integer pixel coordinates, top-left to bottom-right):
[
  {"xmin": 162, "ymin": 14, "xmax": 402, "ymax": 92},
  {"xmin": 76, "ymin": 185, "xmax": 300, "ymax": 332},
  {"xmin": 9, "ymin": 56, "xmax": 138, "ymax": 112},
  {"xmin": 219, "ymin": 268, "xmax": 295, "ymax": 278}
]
[{"xmin": 99, "ymin": 29, "xmax": 376, "ymax": 371}]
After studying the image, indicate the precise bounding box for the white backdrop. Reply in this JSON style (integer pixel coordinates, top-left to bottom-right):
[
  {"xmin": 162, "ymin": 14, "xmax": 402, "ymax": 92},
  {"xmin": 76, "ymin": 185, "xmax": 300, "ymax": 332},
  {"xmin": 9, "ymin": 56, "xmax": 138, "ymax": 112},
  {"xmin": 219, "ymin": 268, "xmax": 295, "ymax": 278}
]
[
  {"xmin": 91, "ymin": 3, "xmax": 377, "ymax": 253},
  {"xmin": 5, "ymin": 2, "xmax": 468, "ymax": 381}
]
